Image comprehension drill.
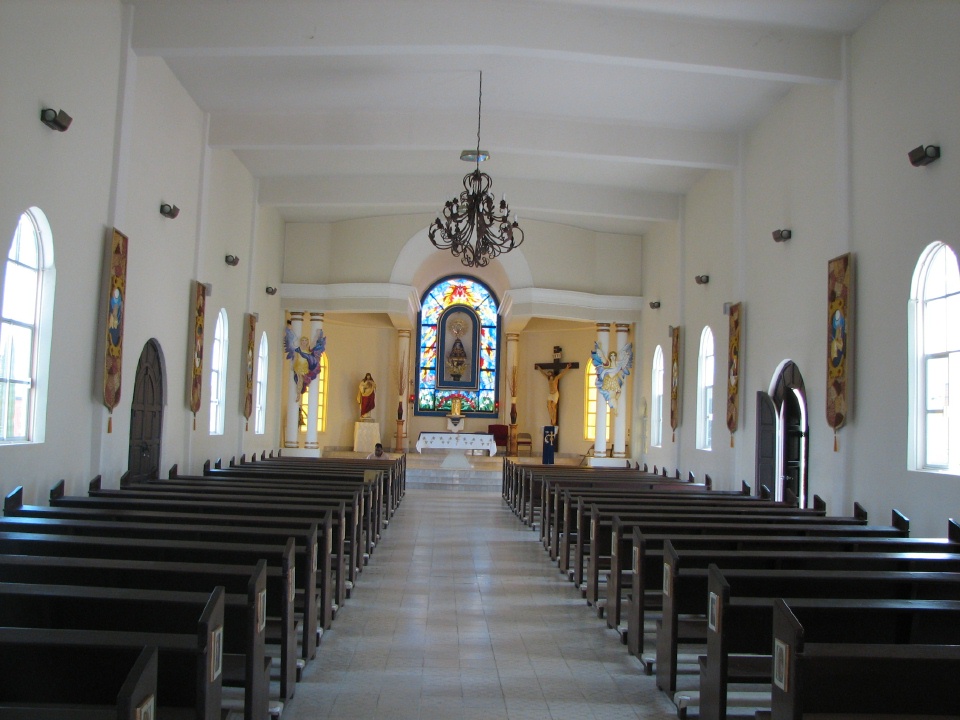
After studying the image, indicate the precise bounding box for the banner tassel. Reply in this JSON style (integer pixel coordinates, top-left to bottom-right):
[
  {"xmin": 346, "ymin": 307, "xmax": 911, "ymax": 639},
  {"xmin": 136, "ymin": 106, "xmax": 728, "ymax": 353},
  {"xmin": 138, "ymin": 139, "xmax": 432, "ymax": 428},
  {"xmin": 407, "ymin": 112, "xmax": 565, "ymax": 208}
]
[
  {"xmin": 193, "ymin": 414, "xmax": 197, "ymax": 431},
  {"xmin": 107, "ymin": 415, "xmax": 112, "ymax": 434},
  {"xmin": 730, "ymin": 434, "xmax": 734, "ymax": 448},
  {"xmin": 834, "ymin": 429, "xmax": 838, "ymax": 452}
]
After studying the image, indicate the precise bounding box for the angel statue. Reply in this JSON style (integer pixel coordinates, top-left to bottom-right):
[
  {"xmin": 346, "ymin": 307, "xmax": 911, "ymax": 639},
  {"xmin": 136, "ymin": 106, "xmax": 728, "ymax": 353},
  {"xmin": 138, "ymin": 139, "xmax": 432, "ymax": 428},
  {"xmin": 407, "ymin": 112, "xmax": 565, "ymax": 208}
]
[
  {"xmin": 590, "ymin": 341, "xmax": 634, "ymax": 410},
  {"xmin": 284, "ymin": 323, "xmax": 326, "ymax": 397}
]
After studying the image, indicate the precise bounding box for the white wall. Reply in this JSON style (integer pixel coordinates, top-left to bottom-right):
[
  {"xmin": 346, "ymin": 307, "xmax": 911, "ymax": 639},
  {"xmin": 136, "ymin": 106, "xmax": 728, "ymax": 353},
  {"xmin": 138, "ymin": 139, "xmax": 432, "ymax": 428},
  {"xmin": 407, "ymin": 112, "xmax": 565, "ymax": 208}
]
[
  {"xmin": 0, "ymin": 0, "xmax": 123, "ymax": 503},
  {"xmin": 0, "ymin": 1, "xmax": 284, "ymax": 504},
  {"xmin": 844, "ymin": 0, "xmax": 960, "ymax": 535}
]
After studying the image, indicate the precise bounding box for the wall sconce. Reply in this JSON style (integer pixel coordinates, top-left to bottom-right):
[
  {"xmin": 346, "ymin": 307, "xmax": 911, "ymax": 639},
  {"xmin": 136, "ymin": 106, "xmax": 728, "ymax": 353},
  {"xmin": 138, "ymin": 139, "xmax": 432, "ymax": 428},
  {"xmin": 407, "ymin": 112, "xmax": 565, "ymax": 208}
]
[
  {"xmin": 908, "ymin": 144, "xmax": 940, "ymax": 167},
  {"xmin": 649, "ymin": 301, "xmax": 661, "ymax": 309},
  {"xmin": 40, "ymin": 108, "xmax": 72, "ymax": 132},
  {"xmin": 265, "ymin": 286, "xmax": 277, "ymax": 295},
  {"xmin": 225, "ymin": 254, "xmax": 240, "ymax": 266},
  {"xmin": 772, "ymin": 228, "xmax": 792, "ymax": 242},
  {"xmin": 694, "ymin": 274, "xmax": 710, "ymax": 285},
  {"xmin": 159, "ymin": 203, "xmax": 180, "ymax": 219}
]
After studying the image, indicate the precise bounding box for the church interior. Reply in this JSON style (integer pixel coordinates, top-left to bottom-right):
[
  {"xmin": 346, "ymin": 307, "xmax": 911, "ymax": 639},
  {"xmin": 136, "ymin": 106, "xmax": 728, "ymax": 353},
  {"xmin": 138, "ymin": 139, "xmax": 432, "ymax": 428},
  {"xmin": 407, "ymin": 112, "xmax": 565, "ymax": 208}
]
[{"xmin": 2, "ymin": 1, "xmax": 960, "ymax": 718}]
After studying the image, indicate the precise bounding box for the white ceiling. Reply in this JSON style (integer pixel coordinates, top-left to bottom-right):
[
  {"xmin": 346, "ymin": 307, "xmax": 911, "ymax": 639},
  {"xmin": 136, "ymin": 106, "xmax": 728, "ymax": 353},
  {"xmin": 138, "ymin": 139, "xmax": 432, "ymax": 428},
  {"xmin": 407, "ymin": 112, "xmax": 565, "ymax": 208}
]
[{"xmin": 123, "ymin": 0, "xmax": 885, "ymax": 236}]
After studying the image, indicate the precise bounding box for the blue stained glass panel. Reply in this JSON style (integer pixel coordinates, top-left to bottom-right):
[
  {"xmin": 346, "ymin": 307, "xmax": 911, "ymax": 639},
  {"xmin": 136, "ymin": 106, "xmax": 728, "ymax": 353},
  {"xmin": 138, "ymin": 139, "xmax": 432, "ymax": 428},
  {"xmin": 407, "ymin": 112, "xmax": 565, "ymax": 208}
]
[{"xmin": 416, "ymin": 276, "xmax": 499, "ymax": 414}]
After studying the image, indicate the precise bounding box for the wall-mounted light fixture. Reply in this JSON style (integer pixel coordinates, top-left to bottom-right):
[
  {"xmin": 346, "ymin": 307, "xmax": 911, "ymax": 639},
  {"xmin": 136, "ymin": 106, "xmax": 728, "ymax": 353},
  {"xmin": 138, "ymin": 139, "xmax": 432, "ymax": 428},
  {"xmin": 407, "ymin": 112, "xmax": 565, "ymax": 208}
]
[
  {"xmin": 225, "ymin": 254, "xmax": 240, "ymax": 266},
  {"xmin": 694, "ymin": 274, "xmax": 710, "ymax": 285},
  {"xmin": 649, "ymin": 301, "xmax": 661, "ymax": 309},
  {"xmin": 772, "ymin": 228, "xmax": 792, "ymax": 242},
  {"xmin": 159, "ymin": 203, "xmax": 180, "ymax": 219},
  {"xmin": 40, "ymin": 108, "xmax": 72, "ymax": 132},
  {"xmin": 265, "ymin": 286, "xmax": 277, "ymax": 295},
  {"xmin": 908, "ymin": 144, "xmax": 940, "ymax": 167}
]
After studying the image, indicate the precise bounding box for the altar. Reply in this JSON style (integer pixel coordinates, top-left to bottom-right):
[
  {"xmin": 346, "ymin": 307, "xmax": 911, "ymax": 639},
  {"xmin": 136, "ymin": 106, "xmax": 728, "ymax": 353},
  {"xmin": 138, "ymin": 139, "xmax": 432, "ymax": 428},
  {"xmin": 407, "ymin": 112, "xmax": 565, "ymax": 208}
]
[{"xmin": 415, "ymin": 432, "xmax": 497, "ymax": 456}]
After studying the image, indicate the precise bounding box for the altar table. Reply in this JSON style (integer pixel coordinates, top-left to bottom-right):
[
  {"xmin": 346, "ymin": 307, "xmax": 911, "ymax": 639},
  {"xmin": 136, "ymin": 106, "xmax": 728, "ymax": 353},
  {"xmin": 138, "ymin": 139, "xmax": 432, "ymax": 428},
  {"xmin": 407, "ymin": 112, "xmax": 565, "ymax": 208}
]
[{"xmin": 415, "ymin": 432, "xmax": 497, "ymax": 456}]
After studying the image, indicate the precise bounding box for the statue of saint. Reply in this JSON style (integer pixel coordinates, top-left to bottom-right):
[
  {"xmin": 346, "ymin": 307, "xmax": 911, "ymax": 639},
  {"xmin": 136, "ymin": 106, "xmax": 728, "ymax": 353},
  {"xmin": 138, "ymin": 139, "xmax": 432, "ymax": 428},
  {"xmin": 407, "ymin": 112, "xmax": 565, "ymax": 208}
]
[
  {"xmin": 538, "ymin": 363, "xmax": 573, "ymax": 426},
  {"xmin": 357, "ymin": 373, "xmax": 376, "ymax": 419}
]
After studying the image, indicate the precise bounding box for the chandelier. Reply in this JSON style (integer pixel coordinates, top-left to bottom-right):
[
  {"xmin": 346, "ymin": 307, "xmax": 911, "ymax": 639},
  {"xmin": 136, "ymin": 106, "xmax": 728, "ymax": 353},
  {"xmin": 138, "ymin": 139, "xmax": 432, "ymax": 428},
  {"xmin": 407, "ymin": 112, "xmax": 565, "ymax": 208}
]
[{"xmin": 429, "ymin": 72, "xmax": 523, "ymax": 268}]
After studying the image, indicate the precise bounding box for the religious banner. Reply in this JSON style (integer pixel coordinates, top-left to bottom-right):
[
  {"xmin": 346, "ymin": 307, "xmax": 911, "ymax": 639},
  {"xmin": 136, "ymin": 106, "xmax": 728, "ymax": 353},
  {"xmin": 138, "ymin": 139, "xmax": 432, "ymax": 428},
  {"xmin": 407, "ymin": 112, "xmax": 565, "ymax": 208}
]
[
  {"xmin": 243, "ymin": 313, "xmax": 256, "ymax": 430},
  {"xmin": 726, "ymin": 302, "xmax": 742, "ymax": 444},
  {"xmin": 670, "ymin": 325, "xmax": 681, "ymax": 441},
  {"xmin": 102, "ymin": 228, "xmax": 128, "ymax": 433},
  {"xmin": 826, "ymin": 253, "xmax": 854, "ymax": 449},
  {"xmin": 189, "ymin": 281, "xmax": 206, "ymax": 429}
]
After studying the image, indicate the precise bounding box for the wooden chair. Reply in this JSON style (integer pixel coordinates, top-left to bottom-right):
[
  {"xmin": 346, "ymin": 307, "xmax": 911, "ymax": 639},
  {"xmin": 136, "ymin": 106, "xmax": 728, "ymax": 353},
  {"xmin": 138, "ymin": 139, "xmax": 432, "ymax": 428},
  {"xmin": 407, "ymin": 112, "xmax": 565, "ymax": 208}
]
[
  {"xmin": 516, "ymin": 432, "xmax": 533, "ymax": 456},
  {"xmin": 487, "ymin": 424, "xmax": 509, "ymax": 452}
]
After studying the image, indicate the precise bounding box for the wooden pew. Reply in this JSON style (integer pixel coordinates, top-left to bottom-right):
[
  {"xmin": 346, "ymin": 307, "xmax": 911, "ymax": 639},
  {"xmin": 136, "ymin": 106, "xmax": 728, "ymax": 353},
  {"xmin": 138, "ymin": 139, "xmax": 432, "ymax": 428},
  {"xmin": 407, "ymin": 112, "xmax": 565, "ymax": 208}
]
[
  {"xmin": 656, "ymin": 543, "xmax": 960, "ymax": 694},
  {"xmin": 74, "ymin": 478, "xmax": 342, "ymax": 618},
  {"xmin": 699, "ymin": 565, "xmax": 960, "ymax": 720},
  {"xmin": 0, "ymin": 550, "xmax": 297, "ymax": 706},
  {"xmin": 618, "ymin": 521, "xmax": 905, "ymax": 660},
  {"xmin": 0, "ymin": 582, "xmax": 262, "ymax": 720},
  {"xmin": 555, "ymin": 485, "xmax": 757, "ymax": 573},
  {"xmin": 541, "ymin": 477, "xmax": 738, "ymax": 556},
  {"xmin": 770, "ymin": 597, "xmax": 960, "ymax": 719},
  {"xmin": 574, "ymin": 500, "xmax": 845, "ymax": 597},
  {"xmin": 580, "ymin": 498, "xmax": 831, "ymax": 603},
  {"xmin": 1, "ymin": 586, "xmax": 224, "ymax": 720},
  {"xmin": 0, "ymin": 526, "xmax": 317, "ymax": 673},
  {"xmin": 0, "ymin": 634, "xmax": 156, "ymax": 720},
  {"xmin": 161, "ymin": 469, "xmax": 376, "ymax": 572},
  {"xmin": 616, "ymin": 513, "xmax": 955, "ymax": 654},
  {"xmin": 89, "ymin": 479, "xmax": 354, "ymax": 606}
]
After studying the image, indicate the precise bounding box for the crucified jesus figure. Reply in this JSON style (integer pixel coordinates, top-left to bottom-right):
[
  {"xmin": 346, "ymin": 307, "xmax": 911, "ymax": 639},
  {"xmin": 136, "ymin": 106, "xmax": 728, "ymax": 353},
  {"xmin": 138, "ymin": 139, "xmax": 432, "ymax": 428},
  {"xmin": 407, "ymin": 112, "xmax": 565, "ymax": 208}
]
[{"xmin": 538, "ymin": 363, "xmax": 573, "ymax": 426}]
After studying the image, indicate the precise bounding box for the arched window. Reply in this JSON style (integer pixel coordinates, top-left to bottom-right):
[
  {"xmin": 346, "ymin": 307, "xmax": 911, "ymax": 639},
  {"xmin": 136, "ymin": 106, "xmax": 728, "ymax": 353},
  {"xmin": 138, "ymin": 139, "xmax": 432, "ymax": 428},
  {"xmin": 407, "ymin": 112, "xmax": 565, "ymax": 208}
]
[
  {"xmin": 299, "ymin": 353, "xmax": 328, "ymax": 433},
  {"xmin": 254, "ymin": 332, "xmax": 269, "ymax": 435},
  {"xmin": 651, "ymin": 345, "xmax": 664, "ymax": 448},
  {"xmin": 209, "ymin": 309, "xmax": 228, "ymax": 435},
  {"xmin": 1, "ymin": 208, "xmax": 54, "ymax": 443},
  {"xmin": 909, "ymin": 241, "xmax": 960, "ymax": 472},
  {"xmin": 584, "ymin": 358, "xmax": 612, "ymax": 441},
  {"xmin": 415, "ymin": 276, "xmax": 499, "ymax": 415},
  {"xmin": 696, "ymin": 326, "xmax": 715, "ymax": 450}
]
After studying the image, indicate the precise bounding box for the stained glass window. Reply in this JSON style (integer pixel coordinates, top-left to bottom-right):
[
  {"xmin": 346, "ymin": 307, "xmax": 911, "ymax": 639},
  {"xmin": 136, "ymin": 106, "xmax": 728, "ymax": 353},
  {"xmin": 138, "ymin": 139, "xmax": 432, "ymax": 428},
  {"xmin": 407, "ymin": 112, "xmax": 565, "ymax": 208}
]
[{"xmin": 416, "ymin": 276, "xmax": 499, "ymax": 415}]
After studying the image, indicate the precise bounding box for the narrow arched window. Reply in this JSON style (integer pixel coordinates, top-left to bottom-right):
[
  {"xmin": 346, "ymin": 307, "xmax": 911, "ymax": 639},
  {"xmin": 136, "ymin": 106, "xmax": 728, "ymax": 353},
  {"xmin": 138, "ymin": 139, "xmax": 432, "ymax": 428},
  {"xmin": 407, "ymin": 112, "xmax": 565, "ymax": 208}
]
[
  {"xmin": 209, "ymin": 309, "xmax": 228, "ymax": 435},
  {"xmin": 910, "ymin": 241, "xmax": 960, "ymax": 471},
  {"xmin": 696, "ymin": 326, "xmax": 715, "ymax": 450},
  {"xmin": 299, "ymin": 353, "xmax": 328, "ymax": 433},
  {"xmin": 584, "ymin": 358, "xmax": 612, "ymax": 442},
  {"xmin": 254, "ymin": 332, "xmax": 269, "ymax": 435},
  {"xmin": 651, "ymin": 345, "xmax": 664, "ymax": 448},
  {"xmin": 1, "ymin": 208, "xmax": 54, "ymax": 443}
]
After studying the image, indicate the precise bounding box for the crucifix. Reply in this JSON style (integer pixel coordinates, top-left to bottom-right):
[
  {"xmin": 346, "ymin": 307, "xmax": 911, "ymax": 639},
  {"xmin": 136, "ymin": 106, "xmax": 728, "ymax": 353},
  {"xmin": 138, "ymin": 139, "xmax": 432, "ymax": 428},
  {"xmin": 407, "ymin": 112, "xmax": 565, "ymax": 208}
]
[{"xmin": 534, "ymin": 346, "xmax": 580, "ymax": 450}]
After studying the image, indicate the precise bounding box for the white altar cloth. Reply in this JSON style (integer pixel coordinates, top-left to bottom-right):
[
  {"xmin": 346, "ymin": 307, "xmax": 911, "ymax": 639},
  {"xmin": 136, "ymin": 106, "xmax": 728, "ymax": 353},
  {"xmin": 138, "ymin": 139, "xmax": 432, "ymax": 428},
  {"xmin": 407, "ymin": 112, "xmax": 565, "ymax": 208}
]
[{"xmin": 415, "ymin": 432, "xmax": 497, "ymax": 456}]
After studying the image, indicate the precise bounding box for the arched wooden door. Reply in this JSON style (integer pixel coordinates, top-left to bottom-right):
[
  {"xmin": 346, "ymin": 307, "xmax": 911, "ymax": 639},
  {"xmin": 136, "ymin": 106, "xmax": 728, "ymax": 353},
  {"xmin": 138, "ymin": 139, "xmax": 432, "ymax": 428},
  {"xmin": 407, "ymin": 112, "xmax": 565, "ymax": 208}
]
[
  {"xmin": 757, "ymin": 361, "xmax": 809, "ymax": 507},
  {"xmin": 128, "ymin": 339, "xmax": 165, "ymax": 480}
]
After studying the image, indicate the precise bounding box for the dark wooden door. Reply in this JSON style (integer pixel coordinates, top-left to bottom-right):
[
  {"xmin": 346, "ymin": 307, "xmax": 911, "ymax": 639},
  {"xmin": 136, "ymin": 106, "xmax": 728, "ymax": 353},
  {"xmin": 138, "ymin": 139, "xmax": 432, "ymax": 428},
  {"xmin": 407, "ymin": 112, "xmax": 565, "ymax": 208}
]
[
  {"xmin": 755, "ymin": 390, "xmax": 777, "ymax": 497},
  {"xmin": 128, "ymin": 340, "xmax": 164, "ymax": 480}
]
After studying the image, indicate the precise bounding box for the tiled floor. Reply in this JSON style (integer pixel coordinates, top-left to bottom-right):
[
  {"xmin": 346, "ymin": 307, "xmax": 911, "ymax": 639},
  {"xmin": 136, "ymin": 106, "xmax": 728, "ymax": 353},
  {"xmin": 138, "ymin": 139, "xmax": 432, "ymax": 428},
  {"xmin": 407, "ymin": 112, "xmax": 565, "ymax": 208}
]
[{"xmin": 279, "ymin": 488, "xmax": 678, "ymax": 720}]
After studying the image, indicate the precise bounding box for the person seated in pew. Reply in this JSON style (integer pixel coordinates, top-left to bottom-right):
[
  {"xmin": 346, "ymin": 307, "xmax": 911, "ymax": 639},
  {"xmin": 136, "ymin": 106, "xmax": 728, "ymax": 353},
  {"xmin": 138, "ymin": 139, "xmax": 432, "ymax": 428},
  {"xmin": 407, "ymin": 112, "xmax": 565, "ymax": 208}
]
[{"xmin": 366, "ymin": 442, "xmax": 389, "ymax": 460}]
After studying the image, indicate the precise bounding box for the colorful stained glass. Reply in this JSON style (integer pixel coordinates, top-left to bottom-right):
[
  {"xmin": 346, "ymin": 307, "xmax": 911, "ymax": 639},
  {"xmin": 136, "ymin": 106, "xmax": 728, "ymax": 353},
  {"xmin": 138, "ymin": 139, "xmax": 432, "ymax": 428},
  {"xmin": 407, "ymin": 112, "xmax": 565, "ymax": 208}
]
[{"xmin": 416, "ymin": 276, "xmax": 499, "ymax": 414}]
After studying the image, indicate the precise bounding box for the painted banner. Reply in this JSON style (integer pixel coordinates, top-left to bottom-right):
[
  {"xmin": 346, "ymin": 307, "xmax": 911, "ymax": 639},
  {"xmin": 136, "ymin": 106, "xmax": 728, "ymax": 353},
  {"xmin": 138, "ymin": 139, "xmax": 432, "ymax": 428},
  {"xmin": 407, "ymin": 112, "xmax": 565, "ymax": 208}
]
[
  {"xmin": 189, "ymin": 281, "xmax": 206, "ymax": 424},
  {"xmin": 103, "ymin": 228, "xmax": 128, "ymax": 425},
  {"xmin": 726, "ymin": 302, "xmax": 742, "ymax": 437},
  {"xmin": 243, "ymin": 313, "xmax": 256, "ymax": 428},
  {"xmin": 826, "ymin": 253, "xmax": 853, "ymax": 432},
  {"xmin": 670, "ymin": 325, "xmax": 681, "ymax": 439}
]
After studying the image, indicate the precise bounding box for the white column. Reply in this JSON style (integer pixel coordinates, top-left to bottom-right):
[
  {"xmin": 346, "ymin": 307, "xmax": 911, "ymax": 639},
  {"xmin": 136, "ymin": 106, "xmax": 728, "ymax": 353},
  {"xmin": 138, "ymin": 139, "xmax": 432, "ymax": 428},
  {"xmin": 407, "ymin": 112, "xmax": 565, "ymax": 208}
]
[
  {"xmin": 612, "ymin": 323, "xmax": 630, "ymax": 458},
  {"xmin": 594, "ymin": 323, "xmax": 610, "ymax": 457},
  {"xmin": 284, "ymin": 311, "xmax": 304, "ymax": 448},
  {"xmin": 397, "ymin": 329, "xmax": 411, "ymax": 445},
  {"xmin": 304, "ymin": 312, "xmax": 323, "ymax": 450},
  {"xmin": 505, "ymin": 332, "xmax": 519, "ymax": 420}
]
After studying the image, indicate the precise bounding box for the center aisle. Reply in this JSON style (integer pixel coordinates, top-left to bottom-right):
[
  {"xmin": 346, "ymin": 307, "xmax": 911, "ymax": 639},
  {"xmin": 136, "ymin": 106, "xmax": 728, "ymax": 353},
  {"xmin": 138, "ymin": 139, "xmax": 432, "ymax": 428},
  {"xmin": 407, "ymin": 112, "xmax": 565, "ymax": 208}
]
[{"xmin": 281, "ymin": 489, "xmax": 677, "ymax": 720}]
